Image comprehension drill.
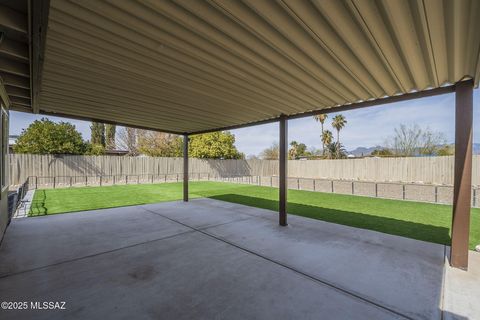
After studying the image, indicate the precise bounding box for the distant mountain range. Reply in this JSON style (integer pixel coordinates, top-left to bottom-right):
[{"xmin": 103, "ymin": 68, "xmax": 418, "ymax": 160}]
[
  {"xmin": 347, "ymin": 146, "xmax": 382, "ymax": 157},
  {"xmin": 347, "ymin": 143, "xmax": 480, "ymax": 156}
]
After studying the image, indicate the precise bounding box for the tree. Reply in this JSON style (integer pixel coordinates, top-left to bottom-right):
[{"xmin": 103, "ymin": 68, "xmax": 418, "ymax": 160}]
[
  {"xmin": 418, "ymin": 128, "xmax": 446, "ymax": 156},
  {"xmin": 117, "ymin": 127, "xmax": 139, "ymax": 156},
  {"xmin": 289, "ymin": 141, "xmax": 307, "ymax": 159},
  {"xmin": 105, "ymin": 124, "xmax": 116, "ymax": 150},
  {"xmin": 385, "ymin": 124, "xmax": 447, "ymax": 156},
  {"xmin": 90, "ymin": 122, "xmax": 105, "ymax": 147},
  {"xmin": 371, "ymin": 148, "xmax": 394, "ymax": 157},
  {"xmin": 289, "ymin": 141, "xmax": 299, "ymax": 160},
  {"xmin": 188, "ymin": 131, "xmax": 244, "ymax": 159},
  {"xmin": 331, "ymin": 114, "xmax": 347, "ymax": 144},
  {"xmin": 137, "ymin": 131, "xmax": 182, "ymax": 157},
  {"xmin": 296, "ymin": 143, "xmax": 307, "ymax": 157},
  {"xmin": 332, "ymin": 114, "xmax": 347, "ymax": 158},
  {"xmin": 260, "ymin": 142, "xmax": 279, "ymax": 160},
  {"xmin": 325, "ymin": 142, "xmax": 347, "ymax": 159},
  {"xmin": 304, "ymin": 147, "xmax": 322, "ymax": 158},
  {"xmin": 313, "ymin": 114, "xmax": 328, "ymax": 154},
  {"xmin": 436, "ymin": 144, "xmax": 454, "ymax": 156},
  {"xmin": 85, "ymin": 143, "xmax": 106, "ymax": 155},
  {"xmin": 14, "ymin": 118, "xmax": 87, "ymax": 155},
  {"xmin": 321, "ymin": 130, "xmax": 333, "ymax": 152}
]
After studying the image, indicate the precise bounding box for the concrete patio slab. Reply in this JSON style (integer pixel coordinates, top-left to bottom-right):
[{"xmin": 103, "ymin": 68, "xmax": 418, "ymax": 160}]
[
  {"xmin": 0, "ymin": 231, "xmax": 402, "ymax": 320},
  {"xmin": 443, "ymin": 251, "xmax": 480, "ymax": 320},
  {"xmin": 142, "ymin": 200, "xmax": 255, "ymax": 229},
  {"xmin": 0, "ymin": 198, "xmax": 478, "ymax": 319},
  {"xmin": 0, "ymin": 205, "xmax": 190, "ymax": 276},
  {"xmin": 200, "ymin": 209, "xmax": 446, "ymax": 320}
]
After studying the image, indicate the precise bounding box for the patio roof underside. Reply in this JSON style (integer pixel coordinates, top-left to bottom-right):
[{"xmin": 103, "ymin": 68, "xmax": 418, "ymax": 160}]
[{"xmin": 4, "ymin": 0, "xmax": 480, "ymax": 134}]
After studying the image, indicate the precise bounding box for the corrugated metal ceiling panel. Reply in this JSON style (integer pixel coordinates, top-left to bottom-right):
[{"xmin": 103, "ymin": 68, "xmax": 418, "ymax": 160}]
[{"xmin": 31, "ymin": 0, "xmax": 480, "ymax": 133}]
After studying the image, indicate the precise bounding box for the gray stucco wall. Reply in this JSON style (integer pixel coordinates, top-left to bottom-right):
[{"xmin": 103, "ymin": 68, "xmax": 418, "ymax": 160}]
[
  {"xmin": 0, "ymin": 189, "xmax": 7, "ymax": 243},
  {"xmin": 0, "ymin": 100, "xmax": 9, "ymax": 242}
]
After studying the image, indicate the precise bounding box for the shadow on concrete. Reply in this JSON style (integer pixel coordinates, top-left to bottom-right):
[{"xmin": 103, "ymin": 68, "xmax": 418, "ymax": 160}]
[{"xmin": 205, "ymin": 193, "xmax": 452, "ymax": 246}]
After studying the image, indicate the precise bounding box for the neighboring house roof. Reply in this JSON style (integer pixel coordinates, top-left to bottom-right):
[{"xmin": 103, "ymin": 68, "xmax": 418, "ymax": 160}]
[
  {"xmin": 8, "ymin": 135, "xmax": 18, "ymax": 146},
  {"xmin": 105, "ymin": 149, "xmax": 129, "ymax": 156}
]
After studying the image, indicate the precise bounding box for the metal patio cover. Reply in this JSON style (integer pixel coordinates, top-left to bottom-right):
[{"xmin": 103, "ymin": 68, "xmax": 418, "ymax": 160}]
[{"xmin": 2, "ymin": 0, "xmax": 480, "ymax": 134}]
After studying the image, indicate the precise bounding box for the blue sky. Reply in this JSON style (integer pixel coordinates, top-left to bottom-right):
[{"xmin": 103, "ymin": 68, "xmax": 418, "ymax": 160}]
[{"xmin": 9, "ymin": 89, "xmax": 479, "ymax": 156}]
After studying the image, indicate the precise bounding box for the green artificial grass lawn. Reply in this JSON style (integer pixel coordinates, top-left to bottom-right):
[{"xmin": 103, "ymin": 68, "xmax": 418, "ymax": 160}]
[{"xmin": 30, "ymin": 181, "xmax": 480, "ymax": 249}]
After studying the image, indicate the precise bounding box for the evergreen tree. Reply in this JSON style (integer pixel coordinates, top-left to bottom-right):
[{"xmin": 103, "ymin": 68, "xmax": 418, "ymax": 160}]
[
  {"xmin": 90, "ymin": 122, "xmax": 105, "ymax": 147},
  {"xmin": 105, "ymin": 124, "xmax": 116, "ymax": 150}
]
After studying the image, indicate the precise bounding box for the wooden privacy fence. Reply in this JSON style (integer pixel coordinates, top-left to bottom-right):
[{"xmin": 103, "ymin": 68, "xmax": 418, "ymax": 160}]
[
  {"xmin": 20, "ymin": 174, "xmax": 480, "ymax": 208},
  {"xmin": 9, "ymin": 154, "xmax": 480, "ymax": 187},
  {"xmin": 8, "ymin": 154, "xmax": 277, "ymax": 186}
]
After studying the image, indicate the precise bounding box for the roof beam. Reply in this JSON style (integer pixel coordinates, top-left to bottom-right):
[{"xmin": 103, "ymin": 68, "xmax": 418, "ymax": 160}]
[
  {"xmin": 39, "ymin": 110, "xmax": 185, "ymax": 135},
  {"xmin": 30, "ymin": 0, "xmax": 50, "ymax": 113},
  {"xmin": 0, "ymin": 56, "xmax": 29, "ymax": 77},
  {"xmin": 0, "ymin": 72, "xmax": 30, "ymax": 89},
  {"xmin": 0, "ymin": 5, "xmax": 27, "ymax": 34},
  {"xmin": 0, "ymin": 38, "xmax": 29, "ymax": 61},
  {"xmin": 5, "ymin": 85, "xmax": 30, "ymax": 99},
  {"xmin": 189, "ymin": 85, "xmax": 457, "ymax": 135},
  {"xmin": 287, "ymin": 86, "xmax": 456, "ymax": 120},
  {"xmin": 0, "ymin": 77, "xmax": 11, "ymax": 108},
  {"xmin": 9, "ymin": 96, "xmax": 31, "ymax": 107},
  {"xmin": 10, "ymin": 104, "xmax": 31, "ymax": 112}
]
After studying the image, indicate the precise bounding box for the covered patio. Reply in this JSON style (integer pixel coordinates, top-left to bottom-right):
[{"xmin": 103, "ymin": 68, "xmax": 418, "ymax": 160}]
[
  {"xmin": 1, "ymin": 198, "xmax": 478, "ymax": 319},
  {"xmin": 0, "ymin": 0, "xmax": 478, "ymax": 269},
  {"xmin": 0, "ymin": 0, "xmax": 480, "ymax": 318}
]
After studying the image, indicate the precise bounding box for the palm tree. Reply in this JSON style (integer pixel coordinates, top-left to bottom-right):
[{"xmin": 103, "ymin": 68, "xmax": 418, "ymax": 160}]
[
  {"xmin": 289, "ymin": 141, "xmax": 299, "ymax": 160},
  {"xmin": 332, "ymin": 114, "xmax": 347, "ymax": 144},
  {"xmin": 314, "ymin": 114, "xmax": 328, "ymax": 154},
  {"xmin": 321, "ymin": 130, "xmax": 333, "ymax": 157},
  {"xmin": 326, "ymin": 142, "xmax": 347, "ymax": 159}
]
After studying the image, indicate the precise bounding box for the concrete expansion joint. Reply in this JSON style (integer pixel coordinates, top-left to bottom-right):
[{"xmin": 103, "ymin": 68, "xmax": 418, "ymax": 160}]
[
  {"xmin": 0, "ymin": 229, "xmax": 195, "ymax": 280},
  {"xmin": 139, "ymin": 206, "xmax": 413, "ymax": 320}
]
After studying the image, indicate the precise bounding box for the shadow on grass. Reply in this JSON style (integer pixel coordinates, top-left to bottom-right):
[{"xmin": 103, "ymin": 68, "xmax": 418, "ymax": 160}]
[
  {"xmin": 29, "ymin": 189, "xmax": 48, "ymax": 216},
  {"xmin": 206, "ymin": 193, "xmax": 451, "ymax": 246}
]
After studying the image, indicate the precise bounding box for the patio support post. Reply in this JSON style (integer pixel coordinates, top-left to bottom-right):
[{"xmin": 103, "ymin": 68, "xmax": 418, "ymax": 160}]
[
  {"xmin": 183, "ymin": 134, "xmax": 189, "ymax": 202},
  {"xmin": 450, "ymin": 80, "xmax": 473, "ymax": 269},
  {"xmin": 279, "ymin": 115, "xmax": 288, "ymax": 226}
]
